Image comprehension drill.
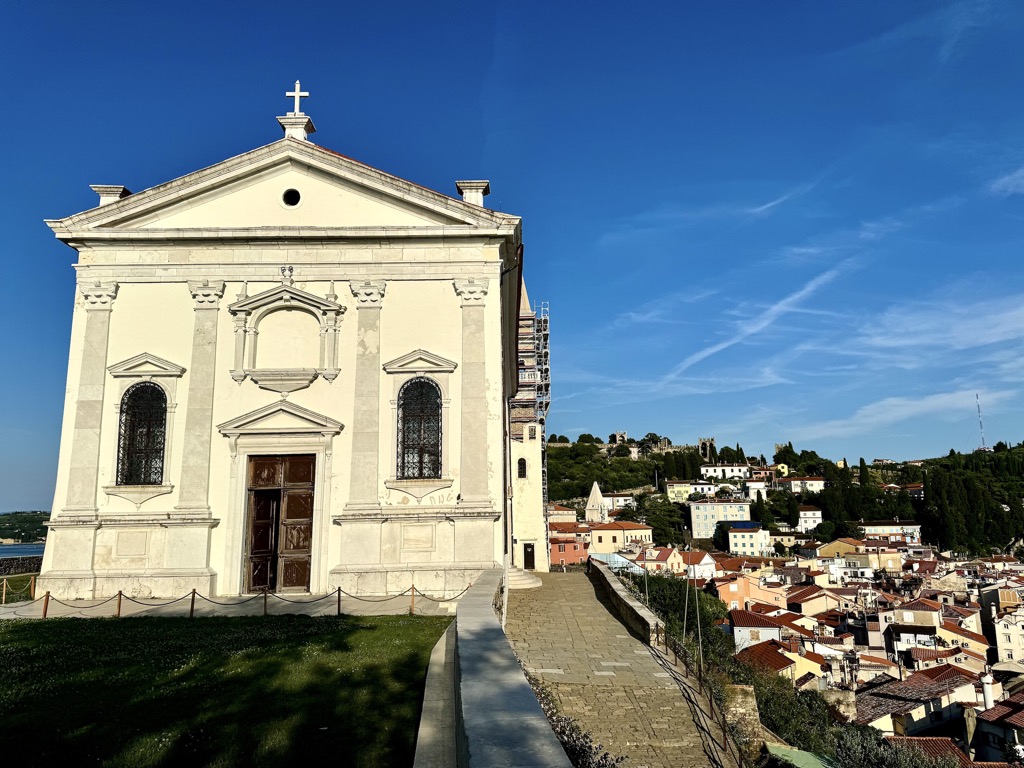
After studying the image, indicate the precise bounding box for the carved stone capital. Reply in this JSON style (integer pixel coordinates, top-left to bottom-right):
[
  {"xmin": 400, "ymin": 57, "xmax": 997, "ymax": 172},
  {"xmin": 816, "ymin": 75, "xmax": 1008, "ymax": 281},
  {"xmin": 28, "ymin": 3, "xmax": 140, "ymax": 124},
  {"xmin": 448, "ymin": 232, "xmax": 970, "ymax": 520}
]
[
  {"xmin": 350, "ymin": 280, "xmax": 386, "ymax": 308},
  {"xmin": 79, "ymin": 281, "xmax": 118, "ymax": 310},
  {"xmin": 188, "ymin": 280, "xmax": 226, "ymax": 308},
  {"xmin": 453, "ymin": 278, "xmax": 489, "ymax": 306}
]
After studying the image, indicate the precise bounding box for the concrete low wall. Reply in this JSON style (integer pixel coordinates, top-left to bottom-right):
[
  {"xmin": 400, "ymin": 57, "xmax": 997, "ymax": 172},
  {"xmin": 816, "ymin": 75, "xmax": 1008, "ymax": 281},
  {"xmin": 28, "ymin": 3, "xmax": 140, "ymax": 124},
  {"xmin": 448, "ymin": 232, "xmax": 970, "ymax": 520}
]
[
  {"xmin": 0, "ymin": 556, "xmax": 42, "ymax": 577},
  {"xmin": 587, "ymin": 559, "xmax": 659, "ymax": 644},
  {"xmin": 452, "ymin": 569, "xmax": 571, "ymax": 768}
]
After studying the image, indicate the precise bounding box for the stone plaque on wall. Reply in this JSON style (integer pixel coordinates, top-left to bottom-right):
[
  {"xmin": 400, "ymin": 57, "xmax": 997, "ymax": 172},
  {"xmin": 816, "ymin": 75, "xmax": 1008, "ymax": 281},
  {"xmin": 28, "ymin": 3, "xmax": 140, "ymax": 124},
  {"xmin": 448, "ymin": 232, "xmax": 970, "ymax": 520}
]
[
  {"xmin": 115, "ymin": 531, "xmax": 148, "ymax": 558},
  {"xmin": 401, "ymin": 524, "xmax": 435, "ymax": 551}
]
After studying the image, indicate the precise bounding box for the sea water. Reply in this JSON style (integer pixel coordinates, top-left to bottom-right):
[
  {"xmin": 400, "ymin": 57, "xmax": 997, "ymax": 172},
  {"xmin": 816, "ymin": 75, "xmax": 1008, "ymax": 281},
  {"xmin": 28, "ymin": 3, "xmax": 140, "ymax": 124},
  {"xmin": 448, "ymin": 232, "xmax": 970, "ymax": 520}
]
[{"xmin": 0, "ymin": 543, "xmax": 45, "ymax": 558}]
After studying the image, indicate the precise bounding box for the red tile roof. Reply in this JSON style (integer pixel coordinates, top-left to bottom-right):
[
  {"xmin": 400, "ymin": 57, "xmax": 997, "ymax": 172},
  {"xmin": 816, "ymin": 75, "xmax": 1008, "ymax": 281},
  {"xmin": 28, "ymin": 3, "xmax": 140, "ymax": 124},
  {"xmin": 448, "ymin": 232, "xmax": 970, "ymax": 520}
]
[
  {"xmin": 729, "ymin": 609, "xmax": 784, "ymax": 629},
  {"xmin": 592, "ymin": 521, "xmax": 652, "ymax": 531},
  {"xmin": 940, "ymin": 620, "xmax": 989, "ymax": 646},
  {"xmin": 883, "ymin": 737, "xmax": 972, "ymax": 768},
  {"xmin": 735, "ymin": 640, "xmax": 795, "ymax": 672}
]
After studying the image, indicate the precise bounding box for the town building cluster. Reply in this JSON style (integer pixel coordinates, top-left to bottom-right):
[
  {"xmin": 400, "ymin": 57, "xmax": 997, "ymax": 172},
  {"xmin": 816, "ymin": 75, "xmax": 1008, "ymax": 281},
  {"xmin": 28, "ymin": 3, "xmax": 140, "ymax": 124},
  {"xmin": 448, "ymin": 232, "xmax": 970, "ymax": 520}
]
[{"xmin": 542, "ymin": 464, "xmax": 1024, "ymax": 763}]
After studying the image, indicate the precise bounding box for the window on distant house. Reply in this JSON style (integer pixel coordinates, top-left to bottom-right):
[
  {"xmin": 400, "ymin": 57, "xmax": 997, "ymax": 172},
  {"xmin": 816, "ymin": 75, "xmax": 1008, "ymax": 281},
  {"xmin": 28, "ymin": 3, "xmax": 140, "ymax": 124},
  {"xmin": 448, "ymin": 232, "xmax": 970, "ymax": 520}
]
[
  {"xmin": 750, "ymin": 630, "xmax": 761, "ymax": 641},
  {"xmin": 558, "ymin": 544, "xmax": 565, "ymax": 553},
  {"xmin": 598, "ymin": 536, "xmax": 603, "ymax": 543}
]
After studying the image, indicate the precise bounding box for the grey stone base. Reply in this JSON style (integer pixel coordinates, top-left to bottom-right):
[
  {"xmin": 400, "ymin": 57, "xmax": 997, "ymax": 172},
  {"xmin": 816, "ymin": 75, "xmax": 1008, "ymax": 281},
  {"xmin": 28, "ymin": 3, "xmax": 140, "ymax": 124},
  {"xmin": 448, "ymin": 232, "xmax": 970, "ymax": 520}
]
[
  {"xmin": 329, "ymin": 562, "xmax": 495, "ymax": 598},
  {"xmin": 38, "ymin": 568, "xmax": 216, "ymax": 600}
]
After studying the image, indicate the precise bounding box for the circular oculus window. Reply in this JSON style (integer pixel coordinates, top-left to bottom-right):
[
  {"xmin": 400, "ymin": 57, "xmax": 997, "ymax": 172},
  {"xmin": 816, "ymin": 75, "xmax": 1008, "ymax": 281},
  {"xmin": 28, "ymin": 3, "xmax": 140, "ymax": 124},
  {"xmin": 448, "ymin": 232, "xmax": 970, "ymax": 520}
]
[{"xmin": 282, "ymin": 188, "xmax": 301, "ymax": 207}]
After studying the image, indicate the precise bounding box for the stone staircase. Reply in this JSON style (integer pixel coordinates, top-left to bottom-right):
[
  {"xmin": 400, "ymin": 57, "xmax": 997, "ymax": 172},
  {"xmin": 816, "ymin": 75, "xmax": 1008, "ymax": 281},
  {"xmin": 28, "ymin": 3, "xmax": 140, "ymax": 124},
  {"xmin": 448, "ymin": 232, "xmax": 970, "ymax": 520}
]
[{"xmin": 506, "ymin": 567, "xmax": 542, "ymax": 589}]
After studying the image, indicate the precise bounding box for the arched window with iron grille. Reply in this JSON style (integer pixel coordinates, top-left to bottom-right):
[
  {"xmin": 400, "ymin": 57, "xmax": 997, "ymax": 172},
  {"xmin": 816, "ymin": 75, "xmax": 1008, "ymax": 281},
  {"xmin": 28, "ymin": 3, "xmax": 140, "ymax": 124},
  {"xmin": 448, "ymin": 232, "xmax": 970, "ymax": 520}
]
[
  {"xmin": 116, "ymin": 382, "xmax": 167, "ymax": 485},
  {"xmin": 397, "ymin": 377, "xmax": 442, "ymax": 479},
  {"xmin": 518, "ymin": 458, "xmax": 527, "ymax": 478}
]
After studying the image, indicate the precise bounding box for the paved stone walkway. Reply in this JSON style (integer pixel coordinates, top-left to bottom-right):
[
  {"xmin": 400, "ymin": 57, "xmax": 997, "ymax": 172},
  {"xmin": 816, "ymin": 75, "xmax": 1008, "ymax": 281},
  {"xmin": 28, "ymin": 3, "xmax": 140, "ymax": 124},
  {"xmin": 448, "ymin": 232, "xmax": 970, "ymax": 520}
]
[{"xmin": 505, "ymin": 572, "xmax": 734, "ymax": 768}]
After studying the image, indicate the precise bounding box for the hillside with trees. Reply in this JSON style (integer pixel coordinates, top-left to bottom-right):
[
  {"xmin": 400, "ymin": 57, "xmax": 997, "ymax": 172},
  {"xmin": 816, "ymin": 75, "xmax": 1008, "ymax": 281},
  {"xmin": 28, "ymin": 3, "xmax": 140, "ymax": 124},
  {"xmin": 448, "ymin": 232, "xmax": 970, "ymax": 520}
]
[
  {"xmin": 547, "ymin": 433, "xmax": 1024, "ymax": 555},
  {"xmin": 0, "ymin": 511, "xmax": 49, "ymax": 542}
]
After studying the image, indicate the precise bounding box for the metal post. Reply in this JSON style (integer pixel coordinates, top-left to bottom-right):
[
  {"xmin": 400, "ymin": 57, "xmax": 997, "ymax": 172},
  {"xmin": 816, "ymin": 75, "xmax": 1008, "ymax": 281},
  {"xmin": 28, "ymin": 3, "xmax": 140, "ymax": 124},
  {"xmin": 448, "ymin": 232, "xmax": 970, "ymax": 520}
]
[
  {"xmin": 189, "ymin": 589, "xmax": 196, "ymax": 619},
  {"xmin": 263, "ymin": 588, "xmax": 268, "ymax": 617},
  {"xmin": 410, "ymin": 578, "xmax": 415, "ymax": 616},
  {"xmin": 42, "ymin": 591, "xmax": 50, "ymax": 619},
  {"xmin": 116, "ymin": 590, "xmax": 122, "ymax": 618},
  {"xmin": 2, "ymin": 578, "xmax": 6, "ymax": 605},
  {"xmin": 337, "ymin": 586, "xmax": 341, "ymax": 616},
  {"xmin": 30, "ymin": 575, "xmax": 35, "ymax": 599}
]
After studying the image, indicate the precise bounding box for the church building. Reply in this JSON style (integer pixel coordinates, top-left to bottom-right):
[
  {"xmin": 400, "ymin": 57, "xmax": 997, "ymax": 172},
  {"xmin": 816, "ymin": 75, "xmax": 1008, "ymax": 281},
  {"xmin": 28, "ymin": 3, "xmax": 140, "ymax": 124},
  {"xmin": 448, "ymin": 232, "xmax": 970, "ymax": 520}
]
[{"xmin": 39, "ymin": 83, "xmax": 540, "ymax": 599}]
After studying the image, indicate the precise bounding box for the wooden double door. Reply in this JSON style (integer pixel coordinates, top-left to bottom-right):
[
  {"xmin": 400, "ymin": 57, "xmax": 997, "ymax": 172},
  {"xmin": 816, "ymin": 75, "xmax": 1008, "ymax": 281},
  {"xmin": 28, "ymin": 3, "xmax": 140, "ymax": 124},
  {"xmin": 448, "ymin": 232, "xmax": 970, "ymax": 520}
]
[{"xmin": 246, "ymin": 454, "xmax": 315, "ymax": 593}]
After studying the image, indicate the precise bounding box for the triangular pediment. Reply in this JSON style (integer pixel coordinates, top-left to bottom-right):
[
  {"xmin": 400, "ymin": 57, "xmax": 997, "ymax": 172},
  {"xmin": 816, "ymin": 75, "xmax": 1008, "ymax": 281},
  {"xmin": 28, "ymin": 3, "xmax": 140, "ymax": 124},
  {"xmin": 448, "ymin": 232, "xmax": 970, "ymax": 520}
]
[
  {"xmin": 382, "ymin": 349, "xmax": 458, "ymax": 374},
  {"xmin": 229, "ymin": 283, "xmax": 345, "ymax": 318},
  {"xmin": 108, "ymin": 352, "xmax": 186, "ymax": 378},
  {"xmin": 217, "ymin": 401, "xmax": 343, "ymax": 437},
  {"xmin": 48, "ymin": 139, "xmax": 517, "ymax": 237}
]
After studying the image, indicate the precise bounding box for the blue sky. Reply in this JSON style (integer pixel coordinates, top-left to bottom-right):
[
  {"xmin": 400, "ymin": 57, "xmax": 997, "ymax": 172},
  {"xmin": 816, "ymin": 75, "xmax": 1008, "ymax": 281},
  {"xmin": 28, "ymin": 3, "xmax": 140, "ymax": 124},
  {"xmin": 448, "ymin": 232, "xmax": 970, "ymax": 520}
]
[{"xmin": 2, "ymin": 1, "xmax": 1024, "ymax": 509}]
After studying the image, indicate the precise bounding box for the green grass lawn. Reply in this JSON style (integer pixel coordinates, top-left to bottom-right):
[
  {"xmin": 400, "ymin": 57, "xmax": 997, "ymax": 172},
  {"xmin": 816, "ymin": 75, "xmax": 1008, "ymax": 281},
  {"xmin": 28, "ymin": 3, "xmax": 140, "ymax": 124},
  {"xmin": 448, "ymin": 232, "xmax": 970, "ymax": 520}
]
[{"xmin": 0, "ymin": 614, "xmax": 450, "ymax": 767}]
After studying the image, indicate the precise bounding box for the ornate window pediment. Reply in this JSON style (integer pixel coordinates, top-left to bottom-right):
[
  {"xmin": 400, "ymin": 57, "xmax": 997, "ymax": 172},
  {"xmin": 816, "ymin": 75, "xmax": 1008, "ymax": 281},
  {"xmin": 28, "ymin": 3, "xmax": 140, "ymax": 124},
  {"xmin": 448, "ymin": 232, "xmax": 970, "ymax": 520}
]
[
  {"xmin": 228, "ymin": 283, "xmax": 346, "ymax": 394},
  {"xmin": 382, "ymin": 349, "xmax": 457, "ymax": 375},
  {"xmin": 217, "ymin": 401, "xmax": 344, "ymax": 438},
  {"xmin": 108, "ymin": 352, "xmax": 186, "ymax": 379}
]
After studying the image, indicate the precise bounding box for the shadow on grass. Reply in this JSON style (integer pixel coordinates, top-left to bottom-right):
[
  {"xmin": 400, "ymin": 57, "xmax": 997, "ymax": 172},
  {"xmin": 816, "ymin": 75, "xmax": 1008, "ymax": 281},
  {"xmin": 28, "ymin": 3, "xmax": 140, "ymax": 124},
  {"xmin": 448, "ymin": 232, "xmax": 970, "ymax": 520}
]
[{"xmin": 0, "ymin": 614, "xmax": 450, "ymax": 767}]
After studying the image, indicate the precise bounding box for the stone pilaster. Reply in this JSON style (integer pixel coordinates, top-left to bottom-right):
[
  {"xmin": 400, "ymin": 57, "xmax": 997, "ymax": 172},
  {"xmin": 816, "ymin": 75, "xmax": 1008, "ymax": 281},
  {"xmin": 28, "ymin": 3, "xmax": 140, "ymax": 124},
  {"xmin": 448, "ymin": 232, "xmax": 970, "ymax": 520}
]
[
  {"xmin": 346, "ymin": 281, "xmax": 386, "ymax": 511},
  {"xmin": 453, "ymin": 279, "xmax": 489, "ymax": 504},
  {"xmin": 62, "ymin": 281, "xmax": 118, "ymax": 517},
  {"xmin": 174, "ymin": 280, "xmax": 225, "ymax": 516}
]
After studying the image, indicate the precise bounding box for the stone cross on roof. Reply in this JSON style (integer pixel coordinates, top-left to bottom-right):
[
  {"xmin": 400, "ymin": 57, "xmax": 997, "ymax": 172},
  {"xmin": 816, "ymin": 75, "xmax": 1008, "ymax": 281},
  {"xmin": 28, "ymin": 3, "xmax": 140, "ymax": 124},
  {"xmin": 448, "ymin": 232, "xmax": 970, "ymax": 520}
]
[{"xmin": 286, "ymin": 80, "xmax": 309, "ymax": 115}]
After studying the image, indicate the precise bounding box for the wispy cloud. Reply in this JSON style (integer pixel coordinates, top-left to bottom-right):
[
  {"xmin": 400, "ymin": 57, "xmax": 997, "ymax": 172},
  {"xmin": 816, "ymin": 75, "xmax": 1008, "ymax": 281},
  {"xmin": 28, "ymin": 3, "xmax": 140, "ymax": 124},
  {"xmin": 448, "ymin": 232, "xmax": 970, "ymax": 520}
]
[
  {"xmin": 989, "ymin": 165, "xmax": 1024, "ymax": 197},
  {"xmin": 660, "ymin": 262, "xmax": 851, "ymax": 382},
  {"xmin": 608, "ymin": 288, "xmax": 718, "ymax": 328},
  {"xmin": 771, "ymin": 196, "xmax": 964, "ymax": 265},
  {"xmin": 857, "ymin": 292, "xmax": 1024, "ymax": 353},
  {"xmin": 791, "ymin": 388, "xmax": 1015, "ymax": 441},
  {"xmin": 834, "ymin": 0, "xmax": 997, "ymax": 64},
  {"xmin": 598, "ymin": 179, "xmax": 820, "ymax": 247}
]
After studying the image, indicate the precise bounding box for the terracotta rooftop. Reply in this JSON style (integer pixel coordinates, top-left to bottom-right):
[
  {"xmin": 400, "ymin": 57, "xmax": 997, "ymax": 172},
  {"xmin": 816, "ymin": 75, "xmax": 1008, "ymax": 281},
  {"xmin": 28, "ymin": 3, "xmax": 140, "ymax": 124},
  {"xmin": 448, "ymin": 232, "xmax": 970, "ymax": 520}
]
[
  {"xmin": 592, "ymin": 521, "xmax": 652, "ymax": 531},
  {"xmin": 883, "ymin": 737, "xmax": 972, "ymax": 768},
  {"xmin": 735, "ymin": 640, "xmax": 796, "ymax": 672},
  {"xmin": 729, "ymin": 609, "xmax": 783, "ymax": 629},
  {"xmin": 855, "ymin": 671, "xmax": 974, "ymax": 725}
]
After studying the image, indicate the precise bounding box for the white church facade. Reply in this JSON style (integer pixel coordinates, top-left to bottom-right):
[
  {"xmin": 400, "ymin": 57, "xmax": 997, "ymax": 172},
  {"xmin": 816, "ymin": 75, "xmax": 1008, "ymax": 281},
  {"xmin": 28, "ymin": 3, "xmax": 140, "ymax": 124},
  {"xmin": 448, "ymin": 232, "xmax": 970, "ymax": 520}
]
[{"xmin": 39, "ymin": 85, "xmax": 543, "ymax": 599}]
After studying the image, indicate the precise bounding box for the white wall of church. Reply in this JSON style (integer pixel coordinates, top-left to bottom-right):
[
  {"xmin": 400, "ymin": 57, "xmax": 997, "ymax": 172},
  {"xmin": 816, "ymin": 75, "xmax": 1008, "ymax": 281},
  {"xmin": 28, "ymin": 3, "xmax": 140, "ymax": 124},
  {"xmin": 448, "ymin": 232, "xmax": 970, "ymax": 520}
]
[{"xmin": 40, "ymin": 129, "xmax": 522, "ymax": 600}]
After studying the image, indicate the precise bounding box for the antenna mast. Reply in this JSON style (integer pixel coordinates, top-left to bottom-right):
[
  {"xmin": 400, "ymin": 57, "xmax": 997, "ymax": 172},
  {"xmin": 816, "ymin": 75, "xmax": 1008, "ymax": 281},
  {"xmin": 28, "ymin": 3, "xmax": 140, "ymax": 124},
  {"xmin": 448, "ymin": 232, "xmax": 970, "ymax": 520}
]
[{"xmin": 977, "ymin": 394, "xmax": 990, "ymax": 452}]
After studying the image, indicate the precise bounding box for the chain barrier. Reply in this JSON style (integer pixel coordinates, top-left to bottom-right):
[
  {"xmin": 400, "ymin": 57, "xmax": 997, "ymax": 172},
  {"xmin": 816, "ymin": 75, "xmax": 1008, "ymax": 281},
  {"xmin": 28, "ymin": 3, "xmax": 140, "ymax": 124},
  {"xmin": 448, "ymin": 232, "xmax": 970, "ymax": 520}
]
[
  {"xmin": 267, "ymin": 591, "xmax": 336, "ymax": 605},
  {"xmin": 194, "ymin": 593, "xmax": 264, "ymax": 606},
  {"xmin": 121, "ymin": 593, "xmax": 192, "ymax": 607},
  {"xmin": 49, "ymin": 594, "xmax": 118, "ymax": 609},
  {"xmin": 336, "ymin": 586, "xmax": 413, "ymax": 603},
  {"xmin": 410, "ymin": 585, "xmax": 471, "ymax": 602},
  {"xmin": 3, "ymin": 583, "xmax": 466, "ymax": 618}
]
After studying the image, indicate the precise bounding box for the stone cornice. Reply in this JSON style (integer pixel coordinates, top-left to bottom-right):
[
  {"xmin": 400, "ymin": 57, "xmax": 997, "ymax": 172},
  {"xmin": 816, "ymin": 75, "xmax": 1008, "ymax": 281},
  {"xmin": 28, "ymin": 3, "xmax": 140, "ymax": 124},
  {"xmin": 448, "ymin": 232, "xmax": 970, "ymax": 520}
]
[{"xmin": 47, "ymin": 224, "xmax": 519, "ymax": 244}]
